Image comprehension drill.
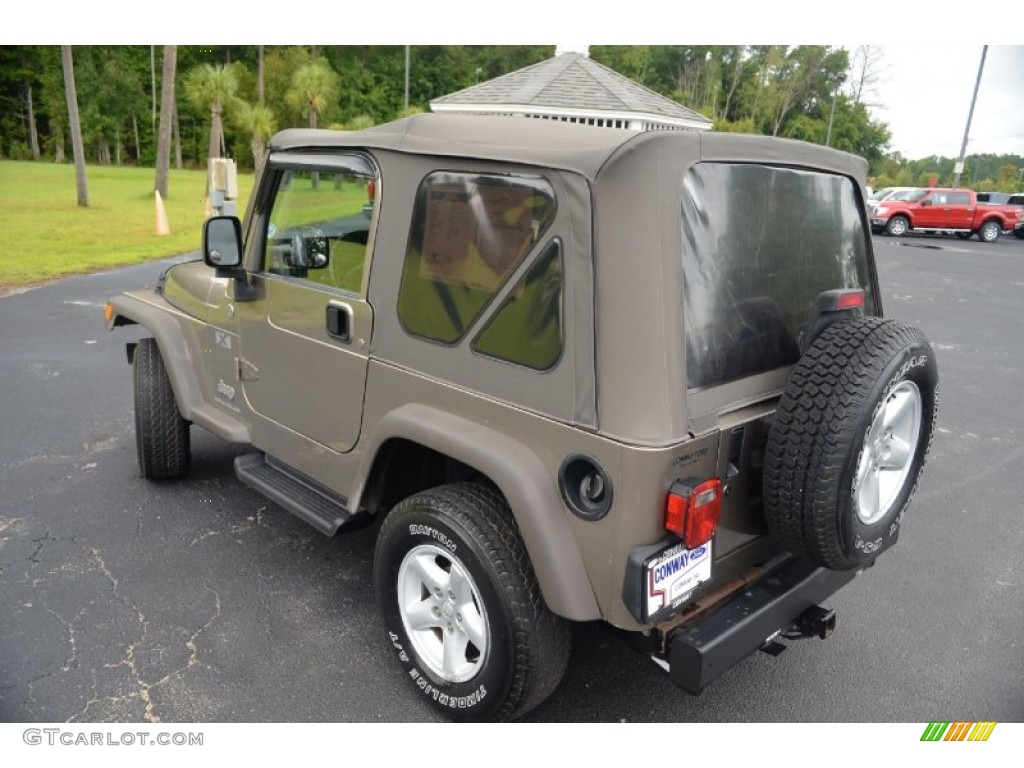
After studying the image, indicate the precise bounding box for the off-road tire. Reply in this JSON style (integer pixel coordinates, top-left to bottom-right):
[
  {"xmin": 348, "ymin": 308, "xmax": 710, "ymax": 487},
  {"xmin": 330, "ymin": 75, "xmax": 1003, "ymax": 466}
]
[
  {"xmin": 374, "ymin": 482, "xmax": 570, "ymax": 722},
  {"xmin": 133, "ymin": 337, "xmax": 190, "ymax": 480},
  {"xmin": 763, "ymin": 317, "xmax": 938, "ymax": 571}
]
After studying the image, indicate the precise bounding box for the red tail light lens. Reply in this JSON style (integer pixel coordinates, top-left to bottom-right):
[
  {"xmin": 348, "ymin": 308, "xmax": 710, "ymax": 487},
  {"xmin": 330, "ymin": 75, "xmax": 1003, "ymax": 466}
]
[
  {"xmin": 835, "ymin": 289, "xmax": 866, "ymax": 310},
  {"xmin": 665, "ymin": 478, "xmax": 722, "ymax": 549},
  {"xmin": 367, "ymin": 179, "xmax": 376, "ymax": 201}
]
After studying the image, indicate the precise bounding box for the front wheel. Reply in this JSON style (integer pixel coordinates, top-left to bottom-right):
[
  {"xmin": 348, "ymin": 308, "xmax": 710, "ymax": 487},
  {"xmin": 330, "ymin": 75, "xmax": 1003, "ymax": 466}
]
[
  {"xmin": 374, "ymin": 483, "xmax": 570, "ymax": 721},
  {"xmin": 977, "ymin": 220, "xmax": 1001, "ymax": 242},
  {"xmin": 885, "ymin": 216, "xmax": 909, "ymax": 237},
  {"xmin": 133, "ymin": 338, "xmax": 190, "ymax": 480}
]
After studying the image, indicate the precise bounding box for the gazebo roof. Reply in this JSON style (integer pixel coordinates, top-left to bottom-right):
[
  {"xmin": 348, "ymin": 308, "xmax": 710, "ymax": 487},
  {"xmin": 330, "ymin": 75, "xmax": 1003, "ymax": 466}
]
[{"xmin": 430, "ymin": 52, "xmax": 712, "ymax": 129}]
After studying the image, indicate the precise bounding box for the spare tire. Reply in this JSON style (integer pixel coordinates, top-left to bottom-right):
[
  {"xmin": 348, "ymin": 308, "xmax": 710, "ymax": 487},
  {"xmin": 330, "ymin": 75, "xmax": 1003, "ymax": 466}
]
[{"xmin": 763, "ymin": 317, "xmax": 938, "ymax": 570}]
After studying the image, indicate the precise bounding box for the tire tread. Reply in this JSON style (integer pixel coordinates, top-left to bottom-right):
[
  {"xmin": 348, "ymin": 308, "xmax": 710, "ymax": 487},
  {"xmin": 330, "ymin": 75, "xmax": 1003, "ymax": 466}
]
[
  {"xmin": 133, "ymin": 338, "xmax": 190, "ymax": 480},
  {"xmin": 763, "ymin": 317, "xmax": 936, "ymax": 569}
]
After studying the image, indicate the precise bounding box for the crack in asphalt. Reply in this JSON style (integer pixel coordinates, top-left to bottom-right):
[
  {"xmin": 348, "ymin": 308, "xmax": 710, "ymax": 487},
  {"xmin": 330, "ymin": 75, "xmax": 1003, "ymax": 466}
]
[
  {"xmin": 77, "ymin": 550, "xmax": 224, "ymax": 723},
  {"xmin": 89, "ymin": 548, "xmax": 158, "ymax": 722}
]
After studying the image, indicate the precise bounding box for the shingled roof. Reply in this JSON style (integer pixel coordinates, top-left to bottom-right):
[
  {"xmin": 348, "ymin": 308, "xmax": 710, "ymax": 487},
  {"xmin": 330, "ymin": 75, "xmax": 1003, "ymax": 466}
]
[{"xmin": 430, "ymin": 51, "xmax": 713, "ymax": 132}]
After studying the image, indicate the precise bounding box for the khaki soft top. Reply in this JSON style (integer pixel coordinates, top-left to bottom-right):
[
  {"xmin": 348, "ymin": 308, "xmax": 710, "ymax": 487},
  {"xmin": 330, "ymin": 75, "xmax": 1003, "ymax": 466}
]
[{"xmin": 268, "ymin": 113, "xmax": 867, "ymax": 185}]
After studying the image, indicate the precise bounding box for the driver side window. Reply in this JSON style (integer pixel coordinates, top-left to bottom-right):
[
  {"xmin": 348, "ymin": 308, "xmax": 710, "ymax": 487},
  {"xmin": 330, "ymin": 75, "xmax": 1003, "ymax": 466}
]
[{"xmin": 264, "ymin": 169, "xmax": 372, "ymax": 295}]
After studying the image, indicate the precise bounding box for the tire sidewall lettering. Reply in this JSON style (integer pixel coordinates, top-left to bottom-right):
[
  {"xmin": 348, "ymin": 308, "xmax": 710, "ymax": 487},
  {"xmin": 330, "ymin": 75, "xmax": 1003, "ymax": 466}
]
[
  {"xmin": 407, "ymin": 667, "xmax": 488, "ymax": 709},
  {"xmin": 406, "ymin": 523, "xmax": 457, "ymax": 553},
  {"xmin": 375, "ymin": 503, "xmax": 514, "ymax": 719}
]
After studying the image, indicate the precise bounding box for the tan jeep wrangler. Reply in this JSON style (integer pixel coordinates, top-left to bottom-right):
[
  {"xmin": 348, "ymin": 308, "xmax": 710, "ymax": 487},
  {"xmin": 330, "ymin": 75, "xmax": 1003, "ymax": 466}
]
[{"xmin": 106, "ymin": 114, "xmax": 938, "ymax": 721}]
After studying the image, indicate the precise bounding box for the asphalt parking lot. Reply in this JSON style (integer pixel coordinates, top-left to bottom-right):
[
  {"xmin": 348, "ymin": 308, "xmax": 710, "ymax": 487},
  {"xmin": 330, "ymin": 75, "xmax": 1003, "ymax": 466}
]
[{"xmin": 1, "ymin": 233, "xmax": 1021, "ymax": 723}]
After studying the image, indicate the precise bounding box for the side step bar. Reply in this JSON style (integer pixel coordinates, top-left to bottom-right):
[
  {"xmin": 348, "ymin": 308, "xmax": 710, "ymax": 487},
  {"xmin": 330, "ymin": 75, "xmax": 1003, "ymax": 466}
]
[{"xmin": 234, "ymin": 452, "xmax": 365, "ymax": 536}]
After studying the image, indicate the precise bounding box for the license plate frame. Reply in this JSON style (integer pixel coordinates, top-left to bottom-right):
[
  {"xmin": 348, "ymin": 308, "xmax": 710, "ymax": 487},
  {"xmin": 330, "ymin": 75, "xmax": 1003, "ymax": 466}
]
[{"xmin": 642, "ymin": 539, "xmax": 712, "ymax": 624}]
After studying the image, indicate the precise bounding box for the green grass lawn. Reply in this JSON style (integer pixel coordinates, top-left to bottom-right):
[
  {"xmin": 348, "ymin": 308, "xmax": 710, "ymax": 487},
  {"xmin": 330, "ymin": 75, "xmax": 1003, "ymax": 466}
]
[{"xmin": 0, "ymin": 160, "xmax": 254, "ymax": 287}]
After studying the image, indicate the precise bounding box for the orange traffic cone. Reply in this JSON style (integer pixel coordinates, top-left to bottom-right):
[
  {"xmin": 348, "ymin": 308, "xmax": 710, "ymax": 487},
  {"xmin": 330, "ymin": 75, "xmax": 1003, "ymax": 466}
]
[{"xmin": 155, "ymin": 191, "xmax": 171, "ymax": 236}]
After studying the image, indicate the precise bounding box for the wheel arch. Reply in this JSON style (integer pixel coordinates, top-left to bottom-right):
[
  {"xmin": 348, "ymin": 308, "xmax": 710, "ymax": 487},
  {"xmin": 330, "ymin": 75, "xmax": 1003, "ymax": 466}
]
[
  {"xmin": 353, "ymin": 404, "xmax": 601, "ymax": 621},
  {"xmin": 107, "ymin": 294, "xmax": 203, "ymax": 418},
  {"xmin": 106, "ymin": 293, "xmax": 251, "ymax": 443}
]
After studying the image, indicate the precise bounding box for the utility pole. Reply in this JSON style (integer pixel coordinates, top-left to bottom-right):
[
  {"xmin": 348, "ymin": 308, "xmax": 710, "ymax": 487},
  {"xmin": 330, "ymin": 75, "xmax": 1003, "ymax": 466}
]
[{"xmin": 953, "ymin": 45, "xmax": 987, "ymax": 188}]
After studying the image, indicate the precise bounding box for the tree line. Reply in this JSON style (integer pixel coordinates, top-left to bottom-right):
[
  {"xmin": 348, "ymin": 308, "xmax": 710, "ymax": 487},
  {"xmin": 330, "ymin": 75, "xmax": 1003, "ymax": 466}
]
[{"xmin": 1, "ymin": 45, "xmax": 1020, "ymax": 199}]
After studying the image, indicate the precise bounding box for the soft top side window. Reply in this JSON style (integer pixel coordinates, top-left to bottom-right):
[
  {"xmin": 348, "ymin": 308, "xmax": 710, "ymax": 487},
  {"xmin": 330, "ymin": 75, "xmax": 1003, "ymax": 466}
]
[
  {"xmin": 472, "ymin": 238, "xmax": 564, "ymax": 371},
  {"xmin": 397, "ymin": 171, "xmax": 556, "ymax": 344}
]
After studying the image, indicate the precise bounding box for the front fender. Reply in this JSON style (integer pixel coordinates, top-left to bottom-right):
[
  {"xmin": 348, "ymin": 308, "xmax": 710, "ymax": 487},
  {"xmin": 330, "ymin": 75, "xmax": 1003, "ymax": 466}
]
[
  {"xmin": 106, "ymin": 292, "xmax": 250, "ymax": 443},
  {"xmin": 352, "ymin": 404, "xmax": 601, "ymax": 621}
]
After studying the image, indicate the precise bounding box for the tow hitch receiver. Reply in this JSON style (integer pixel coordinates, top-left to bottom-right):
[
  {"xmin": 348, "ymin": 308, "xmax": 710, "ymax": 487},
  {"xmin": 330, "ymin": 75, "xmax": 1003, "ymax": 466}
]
[
  {"xmin": 784, "ymin": 605, "xmax": 837, "ymax": 640},
  {"xmin": 664, "ymin": 556, "xmax": 857, "ymax": 694},
  {"xmin": 760, "ymin": 605, "xmax": 838, "ymax": 656}
]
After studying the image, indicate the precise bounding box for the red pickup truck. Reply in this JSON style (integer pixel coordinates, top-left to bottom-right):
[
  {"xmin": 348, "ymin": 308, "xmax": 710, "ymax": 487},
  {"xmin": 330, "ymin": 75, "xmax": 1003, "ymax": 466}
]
[{"xmin": 870, "ymin": 187, "xmax": 1023, "ymax": 242}]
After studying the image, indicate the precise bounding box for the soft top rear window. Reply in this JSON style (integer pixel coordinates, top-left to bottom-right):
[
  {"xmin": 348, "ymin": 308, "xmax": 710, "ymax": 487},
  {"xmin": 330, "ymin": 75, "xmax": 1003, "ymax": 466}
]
[{"xmin": 682, "ymin": 163, "xmax": 875, "ymax": 391}]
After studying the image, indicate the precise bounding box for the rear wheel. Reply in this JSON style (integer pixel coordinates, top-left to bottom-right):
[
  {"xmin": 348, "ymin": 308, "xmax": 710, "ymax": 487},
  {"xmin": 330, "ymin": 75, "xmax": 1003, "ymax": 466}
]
[
  {"xmin": 374, "ymin": 482, "xmax": 569, "ymax": 721},
  {"xmin": 978, "ymin": 220, "xmax": 1001, "ymax": 242},
  {"xmin": 885, "ymin": 216, "xmax": 909, "ymax": 237},
  {"xmin": 764, "ymin": 317, "xmax": 938, "ymax": 570},
  {"xmin": 133, "ymin": 338, "xmax": 190, "ymax": 480}
]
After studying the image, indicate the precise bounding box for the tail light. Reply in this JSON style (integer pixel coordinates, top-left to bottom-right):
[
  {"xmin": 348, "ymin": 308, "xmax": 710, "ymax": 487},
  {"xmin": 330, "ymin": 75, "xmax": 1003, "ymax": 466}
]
[
  {"xmin": 802, "ymin": 288, "xmax": 868, "ymax": 352},
  {"xmin": 665, "ymin": 478, "xmax": 722, "ymax": 549},
  {"xmin": 834, "ymin": 289, "xmax": 866, "ymax": 310},
  {"xmin": 367, "ymin": 179, "xmax": 376, "ymax": 201}
]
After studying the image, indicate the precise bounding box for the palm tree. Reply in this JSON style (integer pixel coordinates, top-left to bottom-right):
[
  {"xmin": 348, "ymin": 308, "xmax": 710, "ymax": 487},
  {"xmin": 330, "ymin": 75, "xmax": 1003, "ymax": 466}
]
[
  {"xmin": 235, "ymin": 102, "xmax": 276, "ymax": 175},
  {"xmin": 154, "ymin": 45, "xmax": 177, "ymax": 198},
  {"xmin": 183, "ymin": 63, "xmax": 239, "ymax": 163},
  {"xmin": 286, "ymin": 61, "xmax": 339, "ymax": 129},
  {"xmin": 60, "ymin": 45, "xmax": 88, "ymax": 207}
]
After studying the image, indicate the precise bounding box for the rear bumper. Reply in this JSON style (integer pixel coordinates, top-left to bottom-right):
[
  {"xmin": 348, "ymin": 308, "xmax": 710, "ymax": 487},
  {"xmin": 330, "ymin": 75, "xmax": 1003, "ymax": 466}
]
[{"xmin": 662, "ymin": 554, "xmax": 861, "ymax": 694}]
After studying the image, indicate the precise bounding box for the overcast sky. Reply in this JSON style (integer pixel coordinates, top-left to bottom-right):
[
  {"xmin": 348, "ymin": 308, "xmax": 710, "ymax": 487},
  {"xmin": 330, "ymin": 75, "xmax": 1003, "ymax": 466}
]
[{"xmin": 866, "ymin": 45, "xmax": 1024, "ymax": 160}]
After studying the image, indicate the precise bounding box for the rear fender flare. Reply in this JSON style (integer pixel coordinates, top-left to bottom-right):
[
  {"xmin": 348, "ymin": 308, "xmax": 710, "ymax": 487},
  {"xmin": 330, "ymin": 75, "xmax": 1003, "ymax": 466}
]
[{"xmin": 353, "ymin": 404, "xmax": 601, "ymax": 621}]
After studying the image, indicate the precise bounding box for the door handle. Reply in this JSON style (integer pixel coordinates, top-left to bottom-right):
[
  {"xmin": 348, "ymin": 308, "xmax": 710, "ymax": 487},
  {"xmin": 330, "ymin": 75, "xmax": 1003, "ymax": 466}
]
[{"xmin": 326, "ymin": 301, "xmax": 352, "ymax": 342}]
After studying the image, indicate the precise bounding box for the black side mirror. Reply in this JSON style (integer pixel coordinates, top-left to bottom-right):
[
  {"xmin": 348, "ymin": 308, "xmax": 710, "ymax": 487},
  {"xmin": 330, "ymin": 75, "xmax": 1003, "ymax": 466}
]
[
  {"xmin": 919, "ymin": 199, "xmax": 932, "ymax": 207},
  {"xmin": 203, "ymin": 215, "xmax": 257, "ymax": 301},
  {"xmin": 203, "ymin": 216, "xmax": 243, "ymax": 272}
]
